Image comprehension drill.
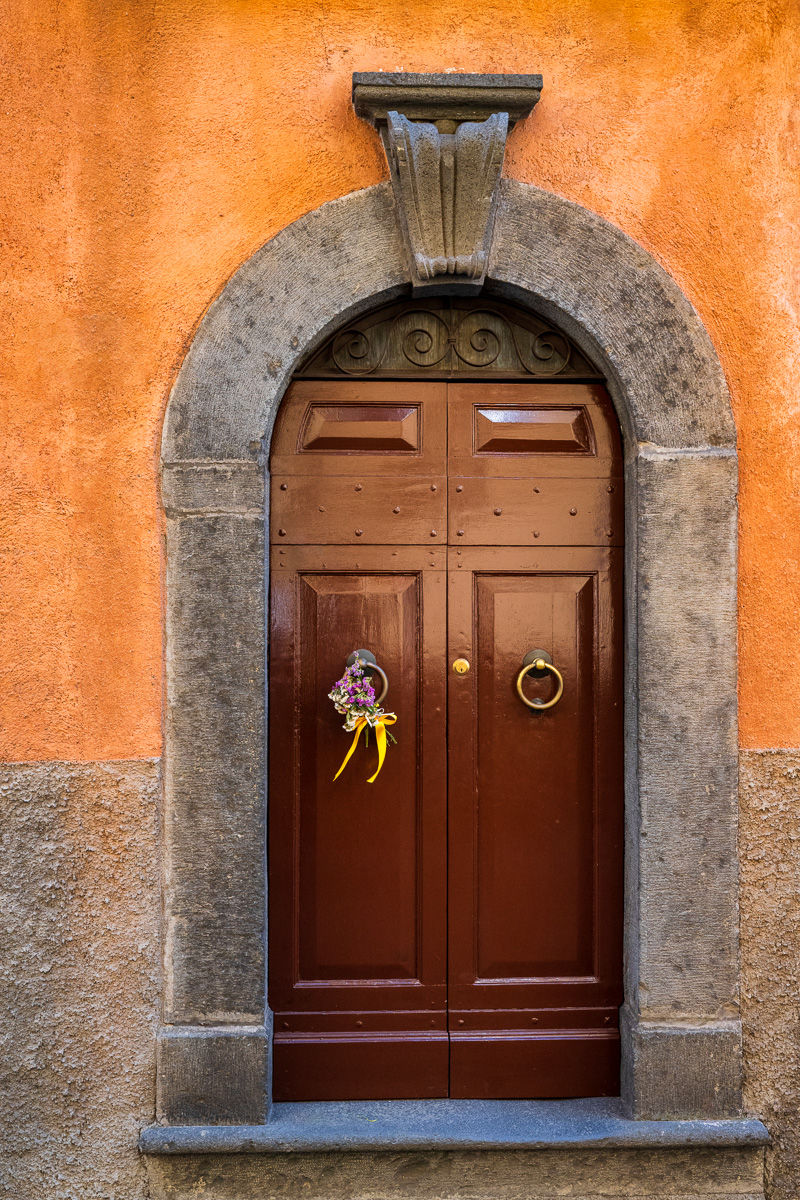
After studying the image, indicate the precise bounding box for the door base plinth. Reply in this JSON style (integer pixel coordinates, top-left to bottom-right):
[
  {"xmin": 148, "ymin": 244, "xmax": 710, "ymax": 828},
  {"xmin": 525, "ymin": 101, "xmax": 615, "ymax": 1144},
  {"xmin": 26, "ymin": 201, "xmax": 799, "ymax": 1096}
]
[
  {"xmin": 449, "ymin": 1029, "xmax": 620, "ymax": 1098},
  {"xmin": 273, "ymin": 1033, "xmax": 449, "ymax": 1101}
]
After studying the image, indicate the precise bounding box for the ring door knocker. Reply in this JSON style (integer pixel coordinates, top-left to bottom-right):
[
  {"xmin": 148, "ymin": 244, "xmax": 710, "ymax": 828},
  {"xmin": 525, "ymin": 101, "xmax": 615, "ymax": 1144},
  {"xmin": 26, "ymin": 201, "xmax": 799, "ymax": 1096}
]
[
  {"xmin": 516, "ymin": 649, "xmax": 564, "ymax": 711},
  {"xmin": 346, "ymin": 649, "xmax": 389, "ymax": 704}
]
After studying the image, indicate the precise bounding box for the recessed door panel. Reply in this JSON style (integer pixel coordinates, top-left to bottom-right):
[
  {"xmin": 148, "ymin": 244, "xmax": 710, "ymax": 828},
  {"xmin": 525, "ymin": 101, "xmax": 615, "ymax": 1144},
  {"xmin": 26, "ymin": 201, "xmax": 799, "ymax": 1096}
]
[
  {"xmin": 269, "ymin": 546, "xmax": 448, "ymax": 1100},
  {"xmin": 296, "ymin": 572, "xmax": 420, "ymax": 982},
  {"xmin": 448, "ymin": 382, "xmax": 622, "ymax": 478},
  {"xmin": 271, "ymin": 380, "xmax": 447, "ymax": 477},
  {"xmin": 472, "ymin": 570, "xmax": 596, "ymax": 980},
  {"xmin": 447, "ymin": 546, "xmax": 623, "ymax": 1097},
  {"xmin": 300, "ymin": 403, "xmax": 421, "ymax": 452},
  {"xmin": 474, "ymin": 405, "xmax": 593, "ymax": 454}
]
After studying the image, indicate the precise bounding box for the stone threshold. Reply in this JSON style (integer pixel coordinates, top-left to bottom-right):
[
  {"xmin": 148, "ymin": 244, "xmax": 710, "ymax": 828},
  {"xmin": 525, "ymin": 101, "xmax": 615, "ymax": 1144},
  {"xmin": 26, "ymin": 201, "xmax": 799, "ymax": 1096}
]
[{"xmin": 140, "ymin": 1097, "xmax": 769, "ymax": 1155}]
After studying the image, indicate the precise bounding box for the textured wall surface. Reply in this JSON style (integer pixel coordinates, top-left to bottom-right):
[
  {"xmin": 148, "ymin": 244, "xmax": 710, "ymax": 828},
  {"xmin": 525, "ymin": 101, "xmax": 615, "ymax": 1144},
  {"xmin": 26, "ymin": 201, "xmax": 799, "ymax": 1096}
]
[
  {"xmin": 0, "ymin": 761, "xmax": 161, "ymax": 1199},
  {"xmin": 5, "ymin": 753, "xmax": 800, "ymax": 1197},
  {"xmin": 2, "ymin": 1, "xmax": 800, "ymax": 1197},
  {"xmin": 740, "ymin": 750, "xmax": 800, "ymax": 1200},
  {"xmin": 1, "ymin": 0, "xmax": 799, "ymax": 757}
]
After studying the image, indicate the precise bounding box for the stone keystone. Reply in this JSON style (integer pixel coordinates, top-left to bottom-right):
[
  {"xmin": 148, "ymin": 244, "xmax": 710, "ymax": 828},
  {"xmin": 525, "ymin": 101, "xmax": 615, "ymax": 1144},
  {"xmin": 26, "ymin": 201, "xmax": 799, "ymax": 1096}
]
[{"xmin": 352, "ymin": 72, "xmax": 543, "ymax": 295}]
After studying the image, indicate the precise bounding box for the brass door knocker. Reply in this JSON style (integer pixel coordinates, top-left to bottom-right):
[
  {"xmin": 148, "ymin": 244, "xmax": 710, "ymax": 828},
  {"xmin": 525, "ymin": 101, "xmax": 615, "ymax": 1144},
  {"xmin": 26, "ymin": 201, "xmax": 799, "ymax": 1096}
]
[
  {"xmin": 516, "ymin": 649, "xmax": 564, "ymax": 711},
  {"xmin": 346, "ymin": 650, "xmax": 388, "ymax": 705}
]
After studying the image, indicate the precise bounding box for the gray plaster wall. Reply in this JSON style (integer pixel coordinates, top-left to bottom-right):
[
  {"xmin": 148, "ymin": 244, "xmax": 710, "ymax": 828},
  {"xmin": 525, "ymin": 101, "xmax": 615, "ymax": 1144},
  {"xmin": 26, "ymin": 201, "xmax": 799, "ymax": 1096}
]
[
  {"xmin": 0, "ymin": 760, "xmax": 160, "ymax": 1200},
  {"xmin": 3, "ymin": 751, "xmax": 798, "ymax": 1197},
  {"xmin": 740, "ymin": 750, "xmax": 800, "ymax": 1200}
]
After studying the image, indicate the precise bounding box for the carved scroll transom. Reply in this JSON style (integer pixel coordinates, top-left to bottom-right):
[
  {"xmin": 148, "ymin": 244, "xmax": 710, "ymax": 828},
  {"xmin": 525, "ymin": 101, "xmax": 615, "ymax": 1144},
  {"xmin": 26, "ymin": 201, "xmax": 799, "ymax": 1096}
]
[{"xmin": 297, "ymin": 299, "xmax": 602, "ymax": 380}]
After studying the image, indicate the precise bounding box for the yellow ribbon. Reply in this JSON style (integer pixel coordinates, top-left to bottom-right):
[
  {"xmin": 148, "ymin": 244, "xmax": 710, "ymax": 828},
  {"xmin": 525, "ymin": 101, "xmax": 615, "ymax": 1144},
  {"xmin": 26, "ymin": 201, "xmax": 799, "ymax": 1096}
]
[{"xmin": 333, "ymin": 714, "xmax": 398, "ymax": 784}]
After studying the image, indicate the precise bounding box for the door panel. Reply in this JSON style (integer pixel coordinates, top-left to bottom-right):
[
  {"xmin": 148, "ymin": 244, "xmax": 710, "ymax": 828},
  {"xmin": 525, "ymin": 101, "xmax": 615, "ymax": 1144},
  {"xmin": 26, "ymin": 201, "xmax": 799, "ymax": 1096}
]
[
  {"xmin": 271, "ymin": 380, "xmax": 447, "ymax": 477},
  {"xmin": 296, "ymin": 571, "xmax": 421, "ymax": 983},
  {"xmin": 449, "ymin": 477, "xmax": 623, "ymax": 546},
  {"xmin": 447, "ymin": 382, "xmax": 622, "ymax": 478},
  {"xmin": 447, "ymin": 1030, "xmax": 621, "ymax": 1100},
  {"xmin": 447, "ymin": 547, "xmax": 623, "ymax": 1097},
  {"xmin": 272, "ymin": 475, "xmax": 446, "ymax": 545},
  {"xmin": 299, "ymin": 402, "xmax": 422, "ymax": 452},
  {"xmin": 472, "ymin": 570, "xmax": 596, "ymax": 980},
  {"xmin": 473, "ymin": 404, "xmax": 594, "ymax": 454},
  {"xmin": 269, "ymin": 546, "xmax": 448, "ymax": 1100}
]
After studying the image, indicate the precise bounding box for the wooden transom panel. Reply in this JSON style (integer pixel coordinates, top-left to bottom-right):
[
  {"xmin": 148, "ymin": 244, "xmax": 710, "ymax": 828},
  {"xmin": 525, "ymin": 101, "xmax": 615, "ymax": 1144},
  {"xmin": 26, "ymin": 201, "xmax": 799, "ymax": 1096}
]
[
  {"xmin": 270, "ymin": 381, "xmax": 622, "ymax": 547},
  {"xmin": 300, "ymin": 404, "xmax": 421, "ymax": 453},
  {"xmin": 473, "ymin": 406, "xmax": 593, "ymax": 455}
]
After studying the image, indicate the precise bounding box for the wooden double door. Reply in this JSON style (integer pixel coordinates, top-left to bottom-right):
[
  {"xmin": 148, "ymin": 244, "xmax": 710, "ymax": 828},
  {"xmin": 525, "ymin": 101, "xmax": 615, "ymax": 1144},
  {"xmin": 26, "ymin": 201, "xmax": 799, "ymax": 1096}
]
[{"xmin": 268, "ymin": 379, "xmax": 624, "ymax": 1100}]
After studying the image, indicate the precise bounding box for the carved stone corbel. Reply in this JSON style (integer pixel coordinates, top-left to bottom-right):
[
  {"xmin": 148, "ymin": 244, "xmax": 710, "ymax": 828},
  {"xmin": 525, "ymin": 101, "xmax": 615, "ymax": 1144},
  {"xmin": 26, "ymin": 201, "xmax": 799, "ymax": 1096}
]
[{"xmin": 353, "ymin": 73, "xmax": 542, "ymax": 294}]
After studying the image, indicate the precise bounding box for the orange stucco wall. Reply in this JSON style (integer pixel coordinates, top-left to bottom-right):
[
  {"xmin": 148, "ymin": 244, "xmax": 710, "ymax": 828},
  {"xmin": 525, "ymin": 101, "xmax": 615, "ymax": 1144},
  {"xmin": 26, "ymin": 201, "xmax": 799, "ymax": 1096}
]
[{"xmin": 2, "ymin": 0, "xmax": 798, "ymax": 760}]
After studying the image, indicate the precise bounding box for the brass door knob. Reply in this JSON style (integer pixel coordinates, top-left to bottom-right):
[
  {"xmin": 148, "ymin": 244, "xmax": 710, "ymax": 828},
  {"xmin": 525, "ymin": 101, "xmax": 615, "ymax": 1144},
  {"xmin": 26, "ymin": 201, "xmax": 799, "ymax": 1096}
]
[{"xmin": 452, "ymin": 658, "xmax": 470, "ymax": 675}]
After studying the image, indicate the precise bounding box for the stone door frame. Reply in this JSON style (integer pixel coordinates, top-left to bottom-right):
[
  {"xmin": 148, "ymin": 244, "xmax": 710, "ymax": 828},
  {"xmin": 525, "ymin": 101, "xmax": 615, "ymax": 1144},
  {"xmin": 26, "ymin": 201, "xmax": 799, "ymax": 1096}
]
[{"xmin": 158, "ymin": 179, "xmax": 740, "ymax": 1125}]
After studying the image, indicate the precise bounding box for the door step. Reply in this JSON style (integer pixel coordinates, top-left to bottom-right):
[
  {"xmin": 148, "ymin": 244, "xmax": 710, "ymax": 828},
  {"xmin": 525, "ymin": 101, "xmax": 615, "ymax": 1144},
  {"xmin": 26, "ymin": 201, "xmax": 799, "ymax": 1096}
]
[{"xmin": 142, "ymin": 1098, "xmax": 767, "ymax": 1200}]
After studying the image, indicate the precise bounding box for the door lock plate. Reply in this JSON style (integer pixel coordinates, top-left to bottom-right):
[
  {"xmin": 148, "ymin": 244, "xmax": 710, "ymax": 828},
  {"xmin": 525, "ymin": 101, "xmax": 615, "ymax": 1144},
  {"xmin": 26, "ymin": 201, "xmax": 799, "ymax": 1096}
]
[{"xmin": 452, "ymin": 658, "xmax": 471, "ymax": 675}]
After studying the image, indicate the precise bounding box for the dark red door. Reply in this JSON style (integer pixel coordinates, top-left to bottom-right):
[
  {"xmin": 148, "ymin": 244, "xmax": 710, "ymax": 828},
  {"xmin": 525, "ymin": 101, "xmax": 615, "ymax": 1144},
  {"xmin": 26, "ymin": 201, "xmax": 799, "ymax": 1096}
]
[
  {"xmin": 269, "ymin": 378, "xmax": 623, "ymax": 1100},
  {"xmin": 445, "ymin": 384, "xmax": 624, "ymax": 1096}
]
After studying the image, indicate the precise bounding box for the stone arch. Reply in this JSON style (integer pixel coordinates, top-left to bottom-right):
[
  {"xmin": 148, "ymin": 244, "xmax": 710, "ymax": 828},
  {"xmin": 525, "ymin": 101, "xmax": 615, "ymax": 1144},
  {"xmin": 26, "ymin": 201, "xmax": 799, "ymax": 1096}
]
[
  {"xmin": 163, "ymin": 180, "xmax": 735, "ymax": 457},
  {"xmin": 158, "ymin": 180, "xmax": 739, "ymax": 1125}
]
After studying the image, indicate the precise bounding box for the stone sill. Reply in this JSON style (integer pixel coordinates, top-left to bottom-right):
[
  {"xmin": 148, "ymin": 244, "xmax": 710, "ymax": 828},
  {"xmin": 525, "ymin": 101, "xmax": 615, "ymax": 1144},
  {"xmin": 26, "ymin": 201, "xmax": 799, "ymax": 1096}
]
[{"xmin": 139, "ymin": 1098, "xmax": 769, "ymax": 1155}]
